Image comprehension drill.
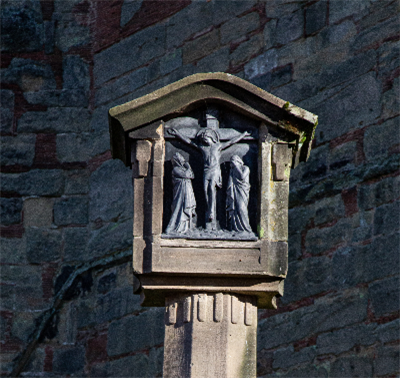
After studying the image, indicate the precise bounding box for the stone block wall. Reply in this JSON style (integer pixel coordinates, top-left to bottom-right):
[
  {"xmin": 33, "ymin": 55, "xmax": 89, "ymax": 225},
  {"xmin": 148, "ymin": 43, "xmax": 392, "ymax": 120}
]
[{"xmin": 1, "ymin": 0, "xmax": 398, "ymax": 377}]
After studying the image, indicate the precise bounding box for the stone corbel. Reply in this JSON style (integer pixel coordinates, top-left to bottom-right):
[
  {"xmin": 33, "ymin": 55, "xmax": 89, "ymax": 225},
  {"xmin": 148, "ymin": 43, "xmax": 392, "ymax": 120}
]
[{"xmin": 133, "ymin": 140, "xmax": 152, "ymax": 177}]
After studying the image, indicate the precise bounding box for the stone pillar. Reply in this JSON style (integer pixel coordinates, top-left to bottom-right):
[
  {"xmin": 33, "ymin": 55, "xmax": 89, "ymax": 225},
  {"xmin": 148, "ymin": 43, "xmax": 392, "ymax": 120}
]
[{"xmin": 163, "ymin": 293, "xmax": 257, "ymax": 378}]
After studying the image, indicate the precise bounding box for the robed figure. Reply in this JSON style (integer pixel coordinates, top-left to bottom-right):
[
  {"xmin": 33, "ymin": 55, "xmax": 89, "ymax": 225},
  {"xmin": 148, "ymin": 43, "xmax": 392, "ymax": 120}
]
[
  {"xmin": 226, "ymin": 155, "xmax": 252, "ymax": 233},
  {"xmin": 165, "ymin": 152, "xmax": 196, "ymax": 234}
]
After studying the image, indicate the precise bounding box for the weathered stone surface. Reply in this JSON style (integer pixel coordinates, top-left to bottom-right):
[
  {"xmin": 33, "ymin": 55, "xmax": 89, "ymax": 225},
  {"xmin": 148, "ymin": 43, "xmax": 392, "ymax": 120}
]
[
  {"xmin": 18, "ymin": 107, "xmax": 91, "ymax": 133},
  {"xmin": 374, "ymin": 345, "xmax": 400, "ymax": 376},
  {"xmin": 95, "ymin": 67, "xmax": 148, "ymax": 106},
  {"xmin": 196, "ymin": 47, "xmax": 229, "ymax": 73},
  {"xmin": 26, "ymin": 228, "xmax": 62, "ymax": 263},
  {"xmin": 89, "ymin": 159, "xmax": 133, "ymax": 222},
  {"xmin": 352, "ymin": 16, "xmax": 399, "ymax": 52},
  {"xmin": 91, "ymin": 348, "xmax": 163, "ymax": 378},
  {"xmin": 63, "ymin": 227, "xmax": 88, "ymax": 262},
  {"xmin": 221, "ymin": 12, "xmax": 260, "ymax": 44},
  {"xmin": 369, "ymin": 276, "xmax": 400, "ymax": 317},
  {"xmin": 182, "ymin": 29, "xmax": 219, "ymax": 65},
  {"xmin": 305, "ymin": 0, "xmax": 327, "ymax": 36},
  {"xmin": 53, "ymin": 347, "xmax": 85, "ymax": 374},
  {"xmin": 251, "ymin": 63, "xmax": 293, "ymax": 92},
  {"xmin": 329, "ymin": 141, "xmax": 356, "ymax": 171},
  {"xmin": 364, "ymin": 117, "xmax": 400, "ymax": 161},
  {"xmin": 1, "ymin": 264, "xmax": 41, "ymax": 287},
  {"xmin": 0, "ymin": 237, "xmax": 26, "ymax": 264},
  {"xmin": 316, "ymin": 19, "xmax": 356, "ymax": 49},
  {"xmin": 332, "ymin": 245, "xmax": 364, "ymax": 289},
  {"xmin": 382, "ymin": 77, "xmax": 399, "ymax": 119},
  {"xmin": 44, "ymin": 20, "xmax": 55, "ymax": 54},
  {"xmin": 1, "ymin": 169, "xmax": 64, "ymax": 196},
  {"xmin": 376, "ymin": 319, "xmax": 400, "ymax": 343},
  {"xmin": 160, "ymin": 50, "xmax": 182, "ymax": 76},
  {"xmin": 0, "ymin": 313, "xmax": 8, "ymax": 341},
  {"xmin": 0, "ymin": 135, "xmax": 36, "ymax": 166},
  {"xmin": 364, "ymin": 233, "xmax": 399, "ymax": 282},
  {"xmin": 96, "ymin": 286, "xmax": 141, "ymax": 324},
  {"xmin": 56, "ymin": 132, "xmax": 109, "ymax": 162},
  {"xmin": 166, "ymin": 2, "xmax": 212, "ymax": 49},
  {"xmin": 2, "ymin": 58, "xmax": 56, "ymax": 92},
  {"xmin": 266, "ymin": 364, "xmax": 330, "ymax": 377},
  {"xmin": 314, "ymin": 194, "xmax": 346, "ymax": 226},
  {"xmin": 54, "ymin": 197, "xmax": 88, "ymax": 226},
  {"xmin": 258, "ymin": 290, "xmax": 368, "ymax": 350},
  {"xmin": 23, "ymin": 197, "xmax": 54, "ymax": 227},
  {"xmin": 65, "ymin": 169, "xmax": 90, "ymax": 195},
  {"xmin": 0, "ymin": 198, "xmax": 23, "ymax": 226},
  {"xmin": 230, "ymin": 34, "xmax": 263, "ymax": 67},
  {"xmin": 11, "ymin": 311, "xmax": 36, "ymax": 342},
  {"xmin": 280, "ymin": 256, "xmax": 331, "ymax": 305},
  {"xmin": 313, "ymin": 72, "xmax": 381, "ymax": 144},
  {"xmin": 305, "ymin": 216, "xmax": 357, "ymax": 255},
  {"xmin": 316, "ymin": 323, "xmax": 376, "ymax": 355},
  {"xmin": 374, "ymin": 200, "xmax": 400, "ymax": 236},
  {"xmin": 244, "ymin": 49, "xmax": 278, "ymax": 80},
  {"xmin": 94, "ymin": 24, "xmax": 165, "ymax": 86},
  {"xmin": 54, "ymin": 5, "xmax": 89, "ymax": 52},
  {"xmin": 87, "ymin": 220, "xmax": 132, "ymax": 259},
  {"xmin": 63, "ymin": 55, "xmax": 90, "ymax": 91},
  {"xmin": 0, "ymin": 90, "xmax": 14, "ymax": 134},
  {"xmin": 358, "ymin": 175, "xmax": 400, "ymax": 210},
  {"xmin": 107, "ymin": 309, "xmax": 164, "ymax": 356},
  {"xmin": 263, "ymin": 19, "xmax": 277, "ymax": 49},
  {"xmin": 213, "ymin": 0, "xmax": 257, "ymax": 25},
  {"xmin": 120, "ymin": 0, "xmax": 143, "ymax": 27},
  {"xmin": 273, "ymin": 345, "xmax": 316, "ymax": 369},
  {"xmin": 329, "ymin": 0, "xmax": 368, "ymax": 24},
  {"xmin": 1, "ymin": 0, "xmax": 44, "ymax": 52},
  {"xmin": 330, "ymin": 357, "xmax": 373, "ymax": 378},
  {"xmin": 275, "ymin": 9, "xmax": 303, "ymax": 45}
]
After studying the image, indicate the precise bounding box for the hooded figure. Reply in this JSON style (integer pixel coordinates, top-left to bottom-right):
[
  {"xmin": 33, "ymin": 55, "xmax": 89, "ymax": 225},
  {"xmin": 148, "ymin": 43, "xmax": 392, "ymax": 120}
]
[
  {"xmin": 165, "ymin": 152, "xmax": 196, "ymax": 234},
  {"xmin": 226, "ymin": 155, "xmax": 252, "ymax": 233}
]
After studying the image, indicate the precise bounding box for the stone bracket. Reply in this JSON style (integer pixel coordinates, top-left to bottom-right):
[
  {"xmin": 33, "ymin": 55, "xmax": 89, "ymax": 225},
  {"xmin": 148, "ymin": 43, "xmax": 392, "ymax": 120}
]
[
  {"xmin": 133, "ymin": 140, "xmax": 152, "ymax": 177},
  {"xmin": 272, "ymin": 143, "xmax": 292, "ymax": 181}
]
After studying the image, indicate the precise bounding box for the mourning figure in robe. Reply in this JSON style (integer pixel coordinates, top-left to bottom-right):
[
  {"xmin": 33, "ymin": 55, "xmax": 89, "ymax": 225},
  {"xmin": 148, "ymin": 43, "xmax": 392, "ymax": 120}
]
[
  {"xmin": 226, "ymin": 155, "xmax": 252, "ymax": 233},
  {"xmin": 165, "ymin": 152, "xmax": 196, "ymax": 234}
]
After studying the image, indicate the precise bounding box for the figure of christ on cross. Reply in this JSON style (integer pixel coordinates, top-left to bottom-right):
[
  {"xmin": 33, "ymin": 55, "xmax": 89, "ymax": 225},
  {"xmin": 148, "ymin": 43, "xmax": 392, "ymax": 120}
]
[{"xmin": 168, "ymin": 123, "xmax": 250, "ymax": 231}]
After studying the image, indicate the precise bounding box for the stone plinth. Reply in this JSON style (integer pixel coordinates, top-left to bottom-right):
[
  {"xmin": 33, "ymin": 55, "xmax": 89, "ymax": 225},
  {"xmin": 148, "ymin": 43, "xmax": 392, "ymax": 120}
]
[{"xmin": 163, "ymin": 293, "xmax": 257, "ymax": 378}]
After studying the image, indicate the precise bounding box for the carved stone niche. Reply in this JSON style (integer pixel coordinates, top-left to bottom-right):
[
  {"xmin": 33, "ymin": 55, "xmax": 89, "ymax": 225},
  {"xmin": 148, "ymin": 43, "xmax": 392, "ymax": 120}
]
[{"xmin": 108, "ymin": 73, "xmax": 318, "ymax": 310}]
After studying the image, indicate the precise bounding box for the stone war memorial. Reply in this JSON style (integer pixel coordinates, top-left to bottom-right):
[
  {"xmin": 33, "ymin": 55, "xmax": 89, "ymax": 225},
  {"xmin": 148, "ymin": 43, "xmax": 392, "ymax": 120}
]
[{"xmin": 108, "ymin": 72, "xmax": 318, "ymax": 377}]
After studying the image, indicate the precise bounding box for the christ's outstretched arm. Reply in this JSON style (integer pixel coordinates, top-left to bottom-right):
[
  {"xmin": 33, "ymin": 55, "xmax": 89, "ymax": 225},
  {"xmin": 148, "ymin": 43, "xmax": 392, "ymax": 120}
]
[
  {"xmin": 220, "ymin": 131, "xmax": 251, "ymax": 150},
  {"xmin": 168, "ymin": 128, "xmax": 199, "ymax": 149}
]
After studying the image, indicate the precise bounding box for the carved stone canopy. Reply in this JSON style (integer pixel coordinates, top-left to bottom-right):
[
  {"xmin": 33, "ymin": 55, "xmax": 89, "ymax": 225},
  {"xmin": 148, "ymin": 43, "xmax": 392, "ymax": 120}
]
[
  {"xmin": 109, "ymin": 73, "xmax": 318, "ymax": 168},
  {"xmin": 108, "ymin": 73, "xmax": 318, "ymax": 309}
]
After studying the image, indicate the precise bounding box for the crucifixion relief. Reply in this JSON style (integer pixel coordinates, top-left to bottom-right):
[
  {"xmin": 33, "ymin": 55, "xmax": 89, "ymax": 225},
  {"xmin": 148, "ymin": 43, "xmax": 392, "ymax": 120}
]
[{"xmin": 164, "ymin": 109, "xmax": 256, "ymax": 240}]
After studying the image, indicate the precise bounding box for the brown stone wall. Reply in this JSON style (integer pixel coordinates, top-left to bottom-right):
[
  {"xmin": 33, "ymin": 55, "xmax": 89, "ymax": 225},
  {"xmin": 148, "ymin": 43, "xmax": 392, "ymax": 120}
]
[{"xmin": 1, "ymin": 0, "xmax": 398, "ymax": 376}]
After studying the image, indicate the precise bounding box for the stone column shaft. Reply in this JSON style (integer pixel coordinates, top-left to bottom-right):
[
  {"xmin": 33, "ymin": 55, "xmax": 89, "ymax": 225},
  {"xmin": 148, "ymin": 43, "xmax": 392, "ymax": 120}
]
[{"xmin": 163, "ymin": 293, "xmax": 257, "ymax": 378}]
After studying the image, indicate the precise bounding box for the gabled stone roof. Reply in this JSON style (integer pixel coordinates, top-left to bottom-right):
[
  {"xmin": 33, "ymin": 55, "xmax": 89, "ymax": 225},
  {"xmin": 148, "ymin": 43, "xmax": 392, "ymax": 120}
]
[{"xmin": 109, "ymin": 72, "xmax": 318, "ymax": 166}]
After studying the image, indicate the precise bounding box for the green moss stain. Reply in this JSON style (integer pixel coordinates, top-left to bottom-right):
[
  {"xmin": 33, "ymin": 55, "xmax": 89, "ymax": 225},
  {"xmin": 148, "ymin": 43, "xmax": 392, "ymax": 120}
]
[{"xmin": 258, "ymin": 225, "xmax": 264, "ymax": 238}]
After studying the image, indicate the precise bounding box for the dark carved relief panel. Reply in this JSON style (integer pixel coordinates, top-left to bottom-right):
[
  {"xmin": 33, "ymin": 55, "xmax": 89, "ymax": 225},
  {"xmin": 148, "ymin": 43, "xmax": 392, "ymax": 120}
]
[{"xmin": 162, "ymin": 107, "xmax": 258, "ymax": 240}]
